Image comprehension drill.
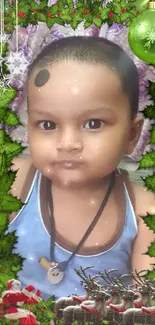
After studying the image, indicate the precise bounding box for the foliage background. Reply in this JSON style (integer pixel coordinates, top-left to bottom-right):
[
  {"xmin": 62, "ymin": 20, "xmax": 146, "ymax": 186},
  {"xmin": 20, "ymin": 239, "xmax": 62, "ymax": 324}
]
[{"xmin": 0, "ymin": 0, "xmax": 154, "ymax": 323}]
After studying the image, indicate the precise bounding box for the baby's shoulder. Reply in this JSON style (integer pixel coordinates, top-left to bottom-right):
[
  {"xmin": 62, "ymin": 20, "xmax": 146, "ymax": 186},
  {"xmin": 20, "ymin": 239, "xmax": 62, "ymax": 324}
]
[
  {"xmin": 120, "ymin": 169, "xmax": 154, "ymax": 217},
  {"xmin": 9, "ymin": 154, "xmax": 33, "ymax": 199},
  {"xmin": 9, "ymin": 155, "xmax": 34, "ymax": 222},
  {"xmin": 131, "ymin": 182, "xmax": 155, "ymax": 216}
]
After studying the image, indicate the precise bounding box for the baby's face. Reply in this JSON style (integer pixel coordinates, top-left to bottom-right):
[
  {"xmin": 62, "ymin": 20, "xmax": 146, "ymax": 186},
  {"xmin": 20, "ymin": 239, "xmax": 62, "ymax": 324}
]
[{"xmin": 27, "ymin": 60, "xmax": 135, "ymax": 187}]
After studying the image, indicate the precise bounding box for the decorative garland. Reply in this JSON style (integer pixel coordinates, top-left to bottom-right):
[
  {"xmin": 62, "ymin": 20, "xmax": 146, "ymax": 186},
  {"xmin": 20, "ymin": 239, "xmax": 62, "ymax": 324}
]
[
  {"xmin": 0, "ymin": 0, "xmax": 154, "ymax": 323},
  {"xmin": 4, "ymin": 0, "xmax": 143, "ymax": 33}
]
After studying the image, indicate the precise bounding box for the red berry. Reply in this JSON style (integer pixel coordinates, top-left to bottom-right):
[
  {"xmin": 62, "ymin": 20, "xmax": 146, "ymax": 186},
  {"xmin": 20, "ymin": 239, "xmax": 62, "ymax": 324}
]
[
  {"xmin": 83, "ymin": 9, "xmax": 90, "ymax": 14},
  {"xmin": 108, "ymin": 10, "xmax": 113, "ymax": 18},
  {"xmin": 57, "ymin": 11, "xmax": 61, "ymax": 16},
  {"xmin": 95, "ymin": 14, "xmax": 100, "ymax": 18},
  {"xmin": 18, "ymin": 11, "xmax": 26, "ymax": 18},
  {"xmin": 121, "ymin": 7, "xmax": 126, "ymax": 12},
  {"xmin": 33, "ymin": 10, "xmax": 37, "ymax": 14},
  {"xmin": 47, "ymin": 12, "xmax": 51, "ymax": 18}
]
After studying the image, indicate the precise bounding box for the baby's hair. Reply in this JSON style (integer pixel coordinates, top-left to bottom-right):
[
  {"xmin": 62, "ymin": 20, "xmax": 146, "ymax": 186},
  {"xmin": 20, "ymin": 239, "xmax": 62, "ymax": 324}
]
[{"xmin": 27, "ymin": 36, "xmax": 139, "ymax": 119}]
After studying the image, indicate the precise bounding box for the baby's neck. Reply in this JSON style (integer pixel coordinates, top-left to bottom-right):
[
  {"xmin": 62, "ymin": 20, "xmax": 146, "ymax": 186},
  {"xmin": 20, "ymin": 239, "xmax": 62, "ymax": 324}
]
[{"xmin": 52, "ymin": 174, "xmax": 112, "ymax": 201}]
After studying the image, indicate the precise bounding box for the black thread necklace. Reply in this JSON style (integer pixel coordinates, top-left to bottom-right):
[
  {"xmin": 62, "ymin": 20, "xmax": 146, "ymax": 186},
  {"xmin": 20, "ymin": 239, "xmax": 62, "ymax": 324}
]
[{"xmin": 45, "ymin": 171, "xmax": 115, "ymax": 284}]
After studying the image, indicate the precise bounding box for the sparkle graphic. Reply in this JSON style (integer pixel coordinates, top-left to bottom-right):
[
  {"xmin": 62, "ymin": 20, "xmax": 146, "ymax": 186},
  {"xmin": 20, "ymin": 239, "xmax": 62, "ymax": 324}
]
[
  {"xmin": 141, "ymin": 29, "xmax": 155, "ymax": 49},
  {"xmin": 5, "ymin": 51, "xmax": 30, "ymax": 77}
]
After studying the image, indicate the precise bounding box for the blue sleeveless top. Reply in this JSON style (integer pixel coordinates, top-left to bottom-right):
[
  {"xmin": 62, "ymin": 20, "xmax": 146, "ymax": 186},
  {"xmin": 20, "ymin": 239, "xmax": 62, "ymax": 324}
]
[{"xmin": 7, "ymin": 170, "xmax": 138, "ymax": 301}]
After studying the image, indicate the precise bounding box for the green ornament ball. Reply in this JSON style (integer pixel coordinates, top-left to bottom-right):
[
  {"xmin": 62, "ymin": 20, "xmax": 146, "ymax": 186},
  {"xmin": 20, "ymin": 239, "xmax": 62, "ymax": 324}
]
[{"xmin": 128, "ymin": 7, "xmax": 155, "ymax": 65}]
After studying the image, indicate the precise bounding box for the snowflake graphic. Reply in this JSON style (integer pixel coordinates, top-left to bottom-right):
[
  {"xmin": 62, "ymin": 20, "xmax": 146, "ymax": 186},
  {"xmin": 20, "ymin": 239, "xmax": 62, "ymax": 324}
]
[
  {"xmin": 0, "ymin": 55, "xmax": 4, "ymax": 68},
  {"xmin": 0, "ymin": 33, "xmax": 11, "ymax": 44},
  {"xmin": 0, "ymin": 71, "xmax": 12, "ymax": 93},
  {"xmin": 141, "ymin": 29, "xmax": 155, "ymax": 49},
  {"xmin": 5, "ymin": 51, "xmax": 30, "ymax": 77}
]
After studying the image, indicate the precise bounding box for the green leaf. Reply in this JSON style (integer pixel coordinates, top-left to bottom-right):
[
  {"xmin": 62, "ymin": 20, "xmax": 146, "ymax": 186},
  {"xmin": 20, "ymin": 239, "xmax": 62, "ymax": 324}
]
[
  {"xmin": 0, "ymin": 194, "xmax": 24, "ymax": 212},
  {"xmin": 2, "ymin": 43, "xmax": 8, "ymax": 57},
  {"xmin": 145, "ymin": 269, "xmax": 155, "ymax": 281},
  {"xmin": 113, "ymin": 3, "xmax": 121, "ymax": 13},
  {"xmin": 0, "ymin": 130, "xmax": 5, "ymax": 145},
  {"xmin": 17, "ymin": 17, "xmax": 29, "ymax": 28},
  {"xmin": 113, "ymin": 14, "xmax": 122, "ymax": 24},
  {"xmin": 29, "ymin": 14, "xmax": 38, "ymax": 25},
  {"xmin": 93, "ymin": 17, "xmax": 102, "ymax": 28},
  {"xmin": 139, "ymin": 151, "xmax": 155, "ymax": 169},
  {"xmin": 66, "ymin": 0, "xmax": 74, "ymax": 9},
  {"xmin": 4, "ymin": 110, "xmax": 21, "ymax": 126},
  {"xmin": 150, "ymin": 124, "xmax": 155, "ymax": 144},
  {"xmin": 71, "ymin": 19, "xmax": 80, "ymax": 30},
  {"xmin": 0, "ymin": 171, "xmax": 17, "ymax": 194},
  {"xmin": 50, "ymin": 4, "xmax": 59, "ymax": 15},
  {"xmin": 61, "ymin": 7, "xmax": 70, "ymax": 15},
  {"xmin": 18, "ymin": 1, "xmax": 29, "ymax": 12},
  {"xmin": 37, "ymin": 12, "xmax": 47, "ymax": 22},
  {"xmin": 143, "ymin": 173, "xmax": 155, "ymax": 192},
  {"xmin": 0, "ymin": 233, "xmax": 17, "ymax": 257},
  {"xmin": 121, "ymin": 0, "xmax": 128, "ymax": 6},
  {"xmin": 0, "ymin": 153, "xmax": 7, "ymax": 176},
  {"xmin": 54, "ymin": 17, "xmax": 64, "ymax": 25},
  {"xmin": 120, "ymin": 12, "xmax": 130, "ymax": 22},
  {"xmin": 30, "ymin": 1, "xmax": 39, "ymax": 10},
  {"xmin": 2, "ymin": 142, "xmax": 24, "ymax": 161},
  {"xmin": 47, "ymin": 18, "xmax": 56, "ymax": 29},
  {"xmin": 144, "ymin": 106, "xmax": 155, "ymax": 119},
  {"xmin": 0, "ymin": 88, "xmax": 17, "ymax": 108},
  {"xmin": 0, "ymin": 107, "xmax": 6, "ymax": 121},
  {"xmin": 74, "ymin": 11, "xmax": 83, "ymax": 22},
  {"xmin": 44, "ymin": 310, "xmax": 54, "ymax": 319},
  {"xmin": 76, "ymin": 0, "xmax": 84, "ymax": 7},
  {"xmin": 0, "ymin": 212, "xmax": 9, "ymax": 234},
  {"xmin": 85, "ymin": 13, "xmax": 93, "ymax": 23},
  {"xmin": 62, "ymin": 15, "xmax": 72, "ymax": 23},
  {"xmin": 100, "ymin": 8, "xmax": 110, "ymax": 20},
  {"xmin": 141, "ymin": 214, "xmax": 155, "ymax": 232},
  {"xmin": 129, "ymin": 9, "xmax": 138, "ymax": 16},
  {"xmin": 84, "ymin": 20, "xmax": 93, "ymax": 29},
  {"xmin": 37, "ymin": 0, "xmax": 48, "ymax": 10},
  {"xmin": 146, "ymin": 241, "xmax": 155, "ymax": 257}
]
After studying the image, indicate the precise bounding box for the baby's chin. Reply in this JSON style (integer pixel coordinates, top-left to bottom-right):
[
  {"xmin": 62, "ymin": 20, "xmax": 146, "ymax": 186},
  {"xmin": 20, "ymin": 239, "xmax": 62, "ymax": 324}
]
[{"xmin": 50, "ymin": 170, "xmax": 88, "ymax": 189}]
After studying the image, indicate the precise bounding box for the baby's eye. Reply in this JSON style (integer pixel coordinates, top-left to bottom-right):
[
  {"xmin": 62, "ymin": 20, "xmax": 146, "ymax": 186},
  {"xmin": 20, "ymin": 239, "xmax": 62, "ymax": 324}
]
[
  {"xmin": 83, "ymin": 119, "xmax": 104, "ymax": 130},
  {"xmin": 38, "ymin": 121, "xmax": 56, "ymax": 130}
]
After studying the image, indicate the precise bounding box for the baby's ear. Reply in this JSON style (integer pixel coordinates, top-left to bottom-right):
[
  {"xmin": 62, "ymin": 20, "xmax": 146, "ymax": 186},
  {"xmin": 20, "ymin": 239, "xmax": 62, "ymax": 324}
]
[{"xmin": 124, "ymin": 114, "xmax": 144, "ymax": 155}]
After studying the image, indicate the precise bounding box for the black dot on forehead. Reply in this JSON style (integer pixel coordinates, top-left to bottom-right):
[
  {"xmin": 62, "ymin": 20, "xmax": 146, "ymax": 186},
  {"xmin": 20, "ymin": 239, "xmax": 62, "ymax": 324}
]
[{"xmin": 34, "ymin": 69, "xmax": 50, "ymax": 87}]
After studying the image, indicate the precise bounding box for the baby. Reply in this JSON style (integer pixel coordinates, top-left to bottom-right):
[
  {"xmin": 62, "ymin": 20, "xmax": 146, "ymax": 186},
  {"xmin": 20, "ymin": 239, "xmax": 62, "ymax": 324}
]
[{"xmin": 8, "ymin": 36, "xmax": 155, "ymax": 300}]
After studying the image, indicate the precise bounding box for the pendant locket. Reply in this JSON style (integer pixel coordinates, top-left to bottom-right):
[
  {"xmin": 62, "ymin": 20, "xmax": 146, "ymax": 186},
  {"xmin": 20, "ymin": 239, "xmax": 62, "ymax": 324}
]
[
  {"xmin": 39, "ymin": 257, "xmax": 64, "ymax": 284},
  {"xmin": 48, "ymin": 264, "xmax": 64, "ymax": 284}
]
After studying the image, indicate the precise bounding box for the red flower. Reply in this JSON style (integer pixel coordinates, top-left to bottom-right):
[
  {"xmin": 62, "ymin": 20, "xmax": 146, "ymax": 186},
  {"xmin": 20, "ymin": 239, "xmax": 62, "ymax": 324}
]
[
  {"xmin": 108, "ymin": 10, "xmax": 113, "ymax": 18},
  {"xmin": 33, "ymin": 10, "xmax": 37, "ymax": 14},
  {"xmin": 121, "ymin": 8, "xmax": 126, "ymax": 12},
  {"xmin": 95, "ymin": 14, "xmax": 100, "ymax": 18},
  {"xmin": 47, "ymin": 12, "xmax": 52, "ymax": 18},
  {"xmin": 57, "ymin": 11, "xmax": 61, "ymax": 16},
  {"xmin": 83, "ymin": 9, "xmax": 90, "ymax": 14}
]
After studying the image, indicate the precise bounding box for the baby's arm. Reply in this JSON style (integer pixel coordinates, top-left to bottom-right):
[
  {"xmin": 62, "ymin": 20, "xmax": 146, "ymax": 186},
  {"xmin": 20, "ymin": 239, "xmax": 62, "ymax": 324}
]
[
  {"xmin": 9, "ymin": 155, "xmax": 32, "ymax": 222},
  {"xmin": 131, "ymin": 182, "xmax": 155, "ymax": 273}
]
